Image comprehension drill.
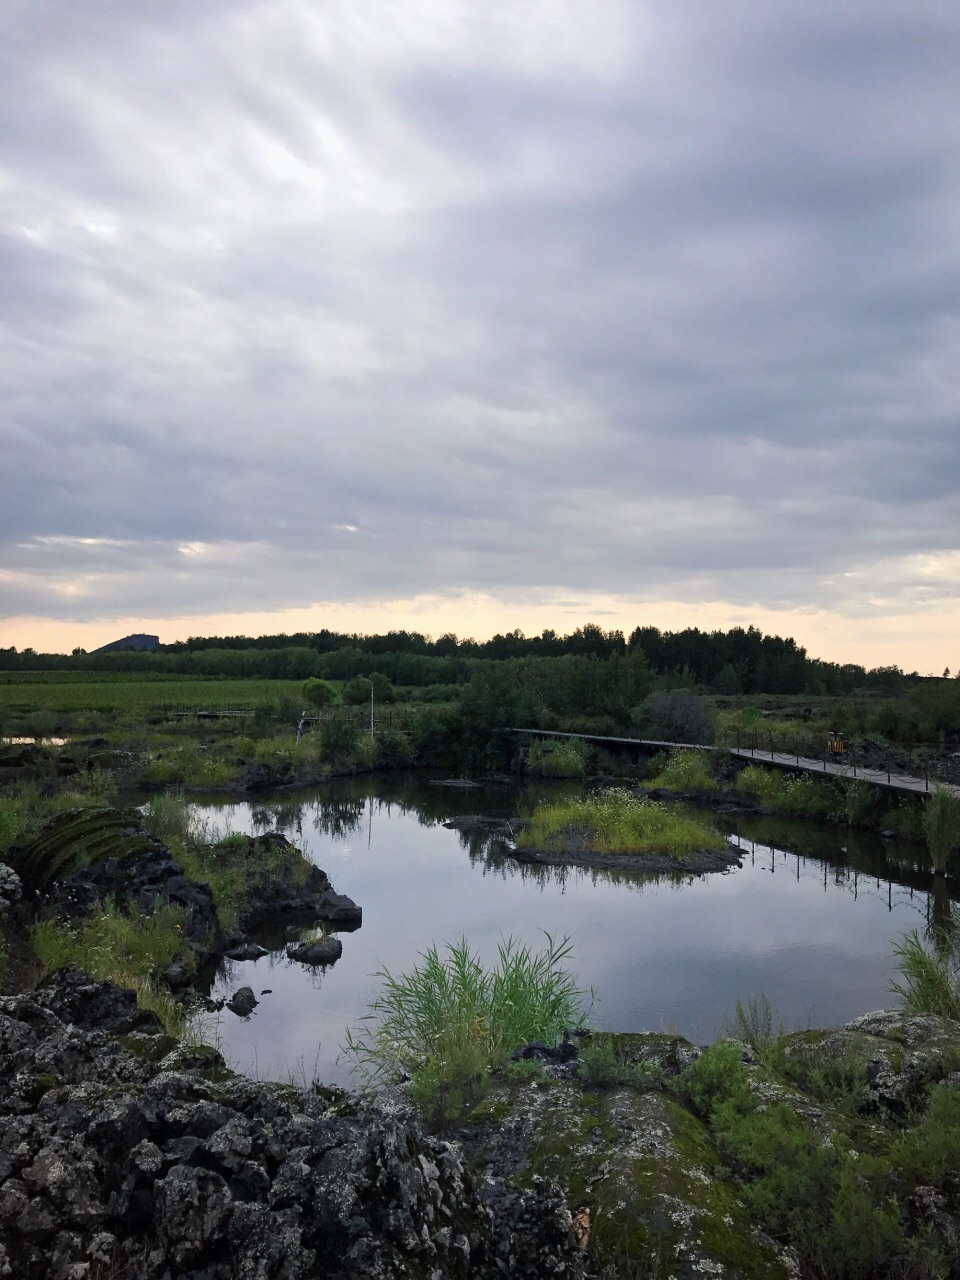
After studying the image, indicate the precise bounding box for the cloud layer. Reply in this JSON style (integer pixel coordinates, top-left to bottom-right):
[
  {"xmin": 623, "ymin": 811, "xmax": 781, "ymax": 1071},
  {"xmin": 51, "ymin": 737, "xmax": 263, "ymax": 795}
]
[{"xmin": 2, "ymin": 1, "xmax": 959, "ymax": 656}]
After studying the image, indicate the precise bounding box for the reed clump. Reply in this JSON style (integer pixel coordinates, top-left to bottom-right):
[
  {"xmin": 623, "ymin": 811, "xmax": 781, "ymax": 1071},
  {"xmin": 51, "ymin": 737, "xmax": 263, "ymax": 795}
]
[
  {"xmin": 889, "ymin": 930, "xmax": 960, "ymax": 1021},
  {"xmin": 344, "ymin": 934, "xmax": 584, "ymax": 1124}
]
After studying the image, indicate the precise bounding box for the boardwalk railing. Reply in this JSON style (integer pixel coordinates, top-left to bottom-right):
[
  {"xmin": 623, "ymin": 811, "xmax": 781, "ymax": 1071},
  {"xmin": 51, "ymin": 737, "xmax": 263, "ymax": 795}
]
[{"xmin": 508, "ymin": 728, "xmax": 960, "ymax": 799}]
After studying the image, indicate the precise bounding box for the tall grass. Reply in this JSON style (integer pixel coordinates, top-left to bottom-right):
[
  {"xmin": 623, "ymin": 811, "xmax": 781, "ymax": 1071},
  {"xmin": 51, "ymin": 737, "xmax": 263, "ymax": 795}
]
[
  {"xmin": 140, "ymin": 791, "xmax": 313, "ymax": 932},
  {"xmin": 724, "ymin": 993, "xmax": 783, "ymax": 1060},
  {"xmin": 736, "ymin": 764, "xmax": 835, "ymax": 817},
  {"xmin": 32, "ymin": 902, "xmax": 192, "ymax": 1033},
  {"xmin": 890, "ymin": 930, "xmax": 960, "ymax": 1020},
  {"xmin": 142, "ymin": 741, "xmax": 235, "ymax": 787},
  {"xmin": 923, "ymin": 787, "xmax": 960, "ymax": 875},
  {"xmin": 141, "ymin": 790, "xmax": 194, "ymax": 846},
  {"xmin": 646, "ymin": 748, "xmax": 716, "ymax": 792},
  {"xmin": 344, "ymin": 934, "xmax": 584, "ymax": 1123},
  {"xmin": 515, "ymin": 787, "xmax": 727, "ymax": 858},
  {"xmin": 527, "ymin": 737, "xmax": 590, "ymax": 778}
]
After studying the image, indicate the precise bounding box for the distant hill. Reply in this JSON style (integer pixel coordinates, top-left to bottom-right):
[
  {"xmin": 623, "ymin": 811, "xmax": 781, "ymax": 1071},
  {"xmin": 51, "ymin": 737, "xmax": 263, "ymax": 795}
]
[{"xmin": 92, "ymin": 634, "xmax": 159, "ymax": 654}]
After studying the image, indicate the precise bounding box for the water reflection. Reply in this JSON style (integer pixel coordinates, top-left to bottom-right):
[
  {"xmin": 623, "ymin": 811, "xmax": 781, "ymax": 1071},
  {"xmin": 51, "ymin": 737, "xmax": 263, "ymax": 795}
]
[{"xmin": 187, "ymin": 776, "xmax": 952, "ymax": 1087}]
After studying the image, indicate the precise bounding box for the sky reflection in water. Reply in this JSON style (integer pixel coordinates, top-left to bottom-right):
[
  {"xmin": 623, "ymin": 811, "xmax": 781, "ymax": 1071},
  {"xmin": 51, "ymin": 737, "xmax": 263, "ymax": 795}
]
[{"xmin": 189, "ymin": 777, "xmax": 947, "ymax": 1087}]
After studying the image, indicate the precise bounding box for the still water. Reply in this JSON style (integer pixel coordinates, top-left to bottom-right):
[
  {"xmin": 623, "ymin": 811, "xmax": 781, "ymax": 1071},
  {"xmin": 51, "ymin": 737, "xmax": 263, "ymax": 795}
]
[{"xmin": 188, "ymin": 776, "xmax": 948, "ymax": 1087}]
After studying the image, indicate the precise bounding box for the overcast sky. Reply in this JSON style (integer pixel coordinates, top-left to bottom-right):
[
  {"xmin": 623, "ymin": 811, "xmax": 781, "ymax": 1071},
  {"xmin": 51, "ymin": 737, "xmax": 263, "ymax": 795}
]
[{"xmin": 2, "ymin": 1, "xmax": 958, "ymax": 669}]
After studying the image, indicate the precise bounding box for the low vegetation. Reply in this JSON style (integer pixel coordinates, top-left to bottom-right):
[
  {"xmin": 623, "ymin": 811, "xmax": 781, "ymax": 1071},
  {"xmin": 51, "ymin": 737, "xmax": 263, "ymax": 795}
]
[
  {"xmin": 646, "ymin": 747, "xmax": 716, "ymax": 792},
  {"xmin": 32, "ymin": 903, "xmax": 190, "ymax": 1032},
  {"xmin": 736, "ymin": 763, "xmax": 836, "ymax": 817},
  {"xmin": 515, "ymin": 787, "xmax": 727, "ymax": 858},
  {"xmin": 344, "ymin": 934, "xmax": 584, "ymax": 1125},
  {"xmin": 576, "ymin": 1035, "xmax": 661, "ymax": 1090},
  {"xmin": 142, "ymin": 793, "xmax": 312, "ymax": 932},
  {"xmin": 526, "ymin": 736, "xmax": 590, "ymax": 777}
]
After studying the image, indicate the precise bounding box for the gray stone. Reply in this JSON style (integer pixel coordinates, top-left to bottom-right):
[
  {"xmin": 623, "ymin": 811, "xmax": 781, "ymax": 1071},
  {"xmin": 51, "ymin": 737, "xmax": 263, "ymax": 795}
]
[
  {"xmin": 226, "ymin": 987, "xmax": 258, "ymax": 1018},
  {"xmin": 286, "ymin": 936, "xmax": 342, "ymax": 966}
]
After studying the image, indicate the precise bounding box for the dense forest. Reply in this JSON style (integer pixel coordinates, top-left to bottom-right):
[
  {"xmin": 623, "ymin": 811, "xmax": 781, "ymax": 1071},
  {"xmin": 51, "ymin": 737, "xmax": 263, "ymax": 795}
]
[{"xmin": 0, "ymin": 623, "xmax": 921, "ymax": 697}]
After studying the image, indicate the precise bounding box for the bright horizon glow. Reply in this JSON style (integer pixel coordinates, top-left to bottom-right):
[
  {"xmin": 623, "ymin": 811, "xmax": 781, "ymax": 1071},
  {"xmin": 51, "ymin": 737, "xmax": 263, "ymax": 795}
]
[{"xmin": 2, "ymin": 594, "xmax": 956, "ymax": 675}]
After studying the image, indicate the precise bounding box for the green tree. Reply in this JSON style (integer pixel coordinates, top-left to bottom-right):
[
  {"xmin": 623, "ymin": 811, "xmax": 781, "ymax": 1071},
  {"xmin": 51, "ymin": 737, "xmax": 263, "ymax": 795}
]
[
  {"xmin": 343, "ymin": 673, "xmax": 395, "ymax": 705},
  {"xmin": 301, "ymin": 677, "xmax": 337, "ymax": 708}
]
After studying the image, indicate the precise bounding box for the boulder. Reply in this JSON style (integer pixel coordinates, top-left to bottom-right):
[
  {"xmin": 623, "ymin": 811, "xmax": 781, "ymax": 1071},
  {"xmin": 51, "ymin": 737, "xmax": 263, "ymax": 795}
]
[
  {"xmin": 466, "ymin": 1073, "xmax": 792, "ymax": 1277},
  {"xmin": 315, "ymin": 890, "xmax": 361, "ymax": 926},
  {"xmin": 780, "ymin": 1008, "xmax": 960, "ymax": 1113},
  {"xmin": 0, "ymin": 866, "xmax": 22, "ymax": 917},
  {"xmin": 286, "ymin": 936, "xmax": 342, "ymax": 966},
  {"xmin": 225, "ymin": 987, "xmax": 258, "ymax": 1018},
  {"xmin": 55, "ymin": 841, "xmax": 219, "ymax": 947},
  {"xmin": 223, "ymin": 941, "xmax": 269, "ymax": 962}
]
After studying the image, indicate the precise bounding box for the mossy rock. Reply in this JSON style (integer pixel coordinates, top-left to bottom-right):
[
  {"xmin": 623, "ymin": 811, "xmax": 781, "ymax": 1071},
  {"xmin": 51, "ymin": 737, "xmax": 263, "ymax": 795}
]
[
  {"xmin": 588, "ymin": 1030, "xmax": 701, "ymax": 1078},
  {"xmin": 472, "ymin": 1076, "xmax": 792, "ymax": 1277},
  {"xmin": 119, "ymin": 1031, "xmax": 181, "ymax": 1064},
  {"xmin": 780, "ymin": 1011, "xmax": 960, "ymax": 1113}
]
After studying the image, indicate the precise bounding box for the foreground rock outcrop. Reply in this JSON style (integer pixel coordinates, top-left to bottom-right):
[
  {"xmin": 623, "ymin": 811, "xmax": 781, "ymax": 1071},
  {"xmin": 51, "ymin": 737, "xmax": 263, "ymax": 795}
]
[
  {"xmin": 6, "ymin": 960, "xmax": 960, "ymax": 1278},
  {"xmin": 0, "ymin": 970, "xmax": 586, "ymax": 1279}
]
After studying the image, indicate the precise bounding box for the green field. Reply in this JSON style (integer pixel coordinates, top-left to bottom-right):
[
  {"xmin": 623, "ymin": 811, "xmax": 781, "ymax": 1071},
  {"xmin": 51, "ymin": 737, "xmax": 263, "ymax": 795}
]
[{"xmin": 0, "ymin": 673, "xmax": 302, "ymax": 714}]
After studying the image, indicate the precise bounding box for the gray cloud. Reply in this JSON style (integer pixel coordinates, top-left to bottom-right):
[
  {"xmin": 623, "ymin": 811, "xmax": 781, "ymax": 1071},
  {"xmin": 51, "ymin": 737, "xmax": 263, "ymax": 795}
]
[{"xmin": 1, "ymin": 0, "xmax": 958, "ymax": 632}]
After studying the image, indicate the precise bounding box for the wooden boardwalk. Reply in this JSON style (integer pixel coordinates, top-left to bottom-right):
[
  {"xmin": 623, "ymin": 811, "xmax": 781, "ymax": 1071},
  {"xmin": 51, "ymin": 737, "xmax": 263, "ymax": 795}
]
[{"xmin": 509, "ymin": 729, "xmax": 960, "ymax": 799}]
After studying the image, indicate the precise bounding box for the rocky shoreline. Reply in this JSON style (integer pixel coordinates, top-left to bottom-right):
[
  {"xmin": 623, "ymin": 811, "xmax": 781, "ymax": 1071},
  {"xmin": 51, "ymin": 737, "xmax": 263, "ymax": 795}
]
[
  {"xmin": 0, "ymin": 969, "xmax": 586, "ymax": 1279},
  {"xmin": 5, "ymin": 968, "xmax": 960, "ymax": 1277}
]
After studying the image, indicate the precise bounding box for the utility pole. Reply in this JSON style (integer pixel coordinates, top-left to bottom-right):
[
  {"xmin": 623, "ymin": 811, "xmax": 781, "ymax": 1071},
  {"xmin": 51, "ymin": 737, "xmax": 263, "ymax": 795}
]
[{"xmin": 370, "ymin": 684, "xmax": 374, "ymax": 735}]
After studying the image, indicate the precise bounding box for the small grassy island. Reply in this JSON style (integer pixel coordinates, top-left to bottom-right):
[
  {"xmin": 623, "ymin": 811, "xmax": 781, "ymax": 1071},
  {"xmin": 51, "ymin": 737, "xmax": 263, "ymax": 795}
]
[{"xmin": 512, "ymin": 787, "xmax": 741, "ymax": 873}]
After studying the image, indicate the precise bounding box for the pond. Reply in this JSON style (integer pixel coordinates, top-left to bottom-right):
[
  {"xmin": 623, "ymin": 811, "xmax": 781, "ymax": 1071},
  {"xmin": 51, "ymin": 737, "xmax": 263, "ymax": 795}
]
[{"xmin": 187, "ymin": 775, "xmax": 951, "ymax": 1088}]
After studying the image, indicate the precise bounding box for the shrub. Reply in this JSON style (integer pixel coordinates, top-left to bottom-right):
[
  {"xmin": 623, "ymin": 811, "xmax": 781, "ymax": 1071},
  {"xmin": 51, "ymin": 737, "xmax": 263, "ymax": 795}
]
[
  {"xmin": 343, "ymin": 673, "xmax": 395, "ymax": 705},
  {"xmin": 318, "ymin": 714, "xmax": 362, "ymax": 763},
  {"xmin": 646, "ymin": 748, "xmax": 716, "ymax": 792},
  {"xmin": 374, "ymin": 725, "xmax": 418, "ymax": 769},
  {"xmin": 527, "ymin": 737, "xmax": 589, "ymax": 778},
  {"xmin": 681, "ymin": 1039, "xmax": 750, "ymax": 1118},
  {"xmin": 894, "ymin": 1083, "xmax": 960, "ymax": 1186},
  {"xmin": 344, "ymin": 934, "xmax": 584, "ymax": 1125},
  {"xmin": 515, "ymin": 788, "xmax": 727, "ymax": 859},
  {"xmin": 576, "ymin": 1036, "xmax": 661, "ymax": 1090},
  {"xmin": 636, "ymin": 691, "xmax": 716, "ymax": 745},
  {"xmin": 682, "ymin": 1043, "xmax": 902, "ymax": 1279},
  {"xmin": 736, "ymin": 765, "xmax": 835, "ymax": 817}
]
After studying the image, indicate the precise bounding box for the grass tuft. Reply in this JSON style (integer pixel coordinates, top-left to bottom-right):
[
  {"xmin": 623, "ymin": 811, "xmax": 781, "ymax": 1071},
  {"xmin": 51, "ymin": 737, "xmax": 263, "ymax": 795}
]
[
  {"xmin": 889, "ymin": 930, "xmax": 960, "ymax": 1021},
  {"xmin": 527, "ymin": 737, "xmax": 590, "ymax": 778},
  {"xmin": 344, "ymin": 933, "xmax": 584, "ymax": 1124}
]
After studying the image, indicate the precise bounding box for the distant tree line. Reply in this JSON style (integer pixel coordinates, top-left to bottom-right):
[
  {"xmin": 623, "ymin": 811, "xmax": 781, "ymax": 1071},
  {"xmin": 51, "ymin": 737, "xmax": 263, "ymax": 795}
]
[{"xmin": 0, "ymin": 622, "xmax": 925, "ymax": 697}]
